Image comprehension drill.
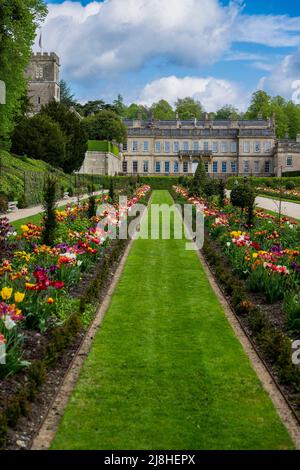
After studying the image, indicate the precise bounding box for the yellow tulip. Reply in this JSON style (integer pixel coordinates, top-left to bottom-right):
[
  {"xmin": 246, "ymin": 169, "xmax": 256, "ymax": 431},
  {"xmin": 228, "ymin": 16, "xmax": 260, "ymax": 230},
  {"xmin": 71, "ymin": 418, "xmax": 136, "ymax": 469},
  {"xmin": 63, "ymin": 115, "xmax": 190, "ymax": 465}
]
[
  {"xmin": 21, "ymin": 225, "xmax": 29, "ymax": 232},
  {"xmin": 14, "ymin": 292, "xmax": 25, "ymax": 303},
  {"xmin": 1, "ymin": 287, "xmax": 13, "ymax": 301}
]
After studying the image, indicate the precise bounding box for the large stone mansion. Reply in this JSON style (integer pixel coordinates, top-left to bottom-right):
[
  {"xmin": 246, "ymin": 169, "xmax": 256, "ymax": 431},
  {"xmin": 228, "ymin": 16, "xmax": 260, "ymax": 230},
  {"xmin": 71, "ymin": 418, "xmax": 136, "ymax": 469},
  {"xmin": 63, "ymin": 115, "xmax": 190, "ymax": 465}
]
[{"xmin": 119, "ymin": 117, "xmax": 300, "ymax": 177}]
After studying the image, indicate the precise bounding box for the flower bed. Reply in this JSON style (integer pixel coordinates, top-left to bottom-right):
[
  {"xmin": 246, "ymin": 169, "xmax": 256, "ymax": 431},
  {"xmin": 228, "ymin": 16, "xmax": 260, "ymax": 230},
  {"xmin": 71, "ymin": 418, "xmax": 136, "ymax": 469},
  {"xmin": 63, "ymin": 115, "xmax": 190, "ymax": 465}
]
[
  {"xmin": 172, "ymin": 185, "xmax": 300, "ymax": 417},
  {"xmin": 0, "ymin": 185, "xmax": 150, "ymax": 448},
  {"xmin": 256, "ymin": 186, "xmax": 300, "ymax": 203}
]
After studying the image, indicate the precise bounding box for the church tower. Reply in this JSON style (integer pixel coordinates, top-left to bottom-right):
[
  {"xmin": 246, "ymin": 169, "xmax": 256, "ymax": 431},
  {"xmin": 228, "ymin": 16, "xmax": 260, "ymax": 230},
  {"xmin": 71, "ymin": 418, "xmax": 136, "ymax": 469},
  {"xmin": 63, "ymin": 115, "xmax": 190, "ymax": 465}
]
[{"xmin": 26, "ymin": 52, "xmax": 60, "ymax": 114}]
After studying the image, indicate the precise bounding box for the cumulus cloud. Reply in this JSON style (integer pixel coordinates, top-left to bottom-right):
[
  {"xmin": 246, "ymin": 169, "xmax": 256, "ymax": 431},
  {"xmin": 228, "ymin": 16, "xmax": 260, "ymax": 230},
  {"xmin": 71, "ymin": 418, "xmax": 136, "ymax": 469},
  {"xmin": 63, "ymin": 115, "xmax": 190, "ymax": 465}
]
[
  {"xmin": 37, "ymin": 0, "xmax": 240, "ymax": 77},
  {"xmin": 35, "ymin": 0, "xmax": 300, "ymax": 105},
  {"xmin": 38, "ymin": 0, "xmax": 300, "ymax": 78},
  {"xmin": 258, "ymin": 49, "xmax": 300, "ymax": 100},
  {"xmin": 138, "ymin": 75, "xmax": 248, "ymax": 112}
]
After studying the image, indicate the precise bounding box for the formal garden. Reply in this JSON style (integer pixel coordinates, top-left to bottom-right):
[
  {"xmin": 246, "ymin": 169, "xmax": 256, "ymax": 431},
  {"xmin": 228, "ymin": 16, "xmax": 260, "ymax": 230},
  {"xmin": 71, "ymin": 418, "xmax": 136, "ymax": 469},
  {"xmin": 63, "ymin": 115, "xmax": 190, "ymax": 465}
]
[{"xmin": 0, "ymin": 166, "xmax": 299, "ymax": 450}]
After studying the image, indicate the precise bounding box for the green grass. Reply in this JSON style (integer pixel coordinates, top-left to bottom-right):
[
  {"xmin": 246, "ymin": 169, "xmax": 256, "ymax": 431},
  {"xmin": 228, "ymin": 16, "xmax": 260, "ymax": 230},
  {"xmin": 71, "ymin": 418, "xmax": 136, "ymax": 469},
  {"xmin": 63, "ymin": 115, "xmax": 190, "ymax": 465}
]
[
  {"xmin": 51, "ymin": 190, "xmax": 293, "ymax": 450},
  {"xmin": 87, "ymin": 140, "xmax": 119, "ymax": 156}
]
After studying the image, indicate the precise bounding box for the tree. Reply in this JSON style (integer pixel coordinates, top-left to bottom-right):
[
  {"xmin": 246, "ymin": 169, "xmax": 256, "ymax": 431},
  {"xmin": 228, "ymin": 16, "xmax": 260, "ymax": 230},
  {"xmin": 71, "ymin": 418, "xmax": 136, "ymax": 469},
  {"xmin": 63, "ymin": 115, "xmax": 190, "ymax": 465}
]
[
  {"xmin": 0, "ymin": 0, "xmax": 47, "ymax": 144},
  {"xmin": 42, "ymin": 174, "xmax": 58, "ymax": 246},
  {"xmin": 189, "ymin": 160, "xmax": 207, "ymax": 196},
  {"xmin": 75, "ymin": 100, "xmax": 106, "ymax": 117},
  {"xmin": 41, "ymin": 101, "xmax": 87, "ymax": 173},
  {"xmin": 59, "ymin": 79, "xmax": 76, "ymax": 108},
  {"xmin": 113, "ymin": 94, "xmax": 127, "ymax": 117},
  {"xmin": 11, "ymin": 114, "xmax": 66, "ymax": 168},
  {"xmin": 245, "ymin": 91, "xmax": 272, "ymax": 120},
  {"xmin": 218, "ymin": 178, "xmax": 226, "ymax": 207},
  {"xmin": 83, "ymin": 110, "xmax": 127, "ymax": 143},
  {"xmin": 215, "ymin": 105, "xmax": 240, "ymax": 120},
  {"xmin": 175, "ymin": 97, "xmax": 204, "ymax": 120},
  {"xmin": 285, "ymin": 101, "xmax": 300, "ymax": 139},
  {"xmin": 125, "ymin": 103, "xmax": 150, "ymax": 120},
  {"xmin": 230, "ymin": 182, "xmax": 255, "ymax": 225},
  {"xmin": 150, "ymin": 100, "xmax": 175, "ymax": 120}
]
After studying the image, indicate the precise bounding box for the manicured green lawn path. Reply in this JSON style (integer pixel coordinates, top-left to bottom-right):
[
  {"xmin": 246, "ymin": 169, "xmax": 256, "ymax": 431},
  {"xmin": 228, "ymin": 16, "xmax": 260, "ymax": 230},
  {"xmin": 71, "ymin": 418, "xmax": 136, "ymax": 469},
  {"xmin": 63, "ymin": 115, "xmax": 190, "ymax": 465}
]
[{"xmin": 52, "ymin": 190, "xmax": 293, "ymax": 450}]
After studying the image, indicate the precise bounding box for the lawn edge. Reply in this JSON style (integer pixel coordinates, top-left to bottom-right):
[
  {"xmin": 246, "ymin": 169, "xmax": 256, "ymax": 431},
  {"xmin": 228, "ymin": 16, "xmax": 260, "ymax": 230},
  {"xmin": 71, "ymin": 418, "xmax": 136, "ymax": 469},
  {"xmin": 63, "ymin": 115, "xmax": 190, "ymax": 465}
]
[{"xmin": 30, "ymin": 194, "xmax": 153, "ymax": 450}]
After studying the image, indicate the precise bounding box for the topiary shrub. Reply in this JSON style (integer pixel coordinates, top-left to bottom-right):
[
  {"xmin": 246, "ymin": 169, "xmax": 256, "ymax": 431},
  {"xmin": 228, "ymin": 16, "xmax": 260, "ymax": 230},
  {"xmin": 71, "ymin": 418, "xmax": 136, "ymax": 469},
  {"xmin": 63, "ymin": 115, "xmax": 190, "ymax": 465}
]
[
  {"xmin": 286, "ymin": 181, "xmax": 296, "ymax": 190},
  {"xmin": 230, "ymin": 182, "xmax": 256, "ymax": 225},
  {"xmin": 42, "ymin": 174, "xmax": 58, "ymax": 246},
  {"xmin": 189, "ymin": 160, "xmax": 207, "ymax": 196}
]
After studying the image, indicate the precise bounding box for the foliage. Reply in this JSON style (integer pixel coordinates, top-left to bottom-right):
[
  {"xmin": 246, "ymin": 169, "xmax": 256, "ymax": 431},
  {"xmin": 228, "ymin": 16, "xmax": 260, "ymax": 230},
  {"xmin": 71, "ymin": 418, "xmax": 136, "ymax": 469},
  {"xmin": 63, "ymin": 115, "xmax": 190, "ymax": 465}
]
[
  {"xmin": 11, "ymin": 114, "xmax": 66, "ymax": 169},
  {"xmin": 109, "ymin": 178, "xmax": 114, "ymax": 201},
  {"xmin": 41, "ymin": 101, "xmax": 87, "ymax": 173},
  {"xmin": 42, "ymin": 175, "xmax": 58, "ymax": 246},
  {"xmin": 82, "ymin": 110, "xmax": 127, "ymax": 144},
  {"xmin": 218, "ymin": 178, "xmax": 226, "ymax": 207},
  {"xmin": 124, "ymin": 103, "xmax": 150, "ymax": 120},
  {"xmin": 59, "ymin": 79, "xmax": 76, "ymax": 108},
  {"xmin": 283, "ymin": 292, "xmax": 300, "ymax": 331},
  {"xmin": 214, "ymin": 105, "xmax": 241, "ymax": 120},
  {"xmin": 150, "ymin": 100, "xmax": 175, "ymax": 120},
  {"xmin": 189, "ymin": 160, "xmax": 207, "ymax": 196},
  {"xmin": 87, "ymin": 195, "xmax": 96, "ymax": 219},
  {"xmin": 0, "ymin": 0, "xmax": 47, "ymax": 144},
  {"xmin": 230, "ymin": 182, "xmax": 256, "ymax": 212},
  {"xmin": 175, "ymin": 97, "xmax": 204, "ymax": 120}
]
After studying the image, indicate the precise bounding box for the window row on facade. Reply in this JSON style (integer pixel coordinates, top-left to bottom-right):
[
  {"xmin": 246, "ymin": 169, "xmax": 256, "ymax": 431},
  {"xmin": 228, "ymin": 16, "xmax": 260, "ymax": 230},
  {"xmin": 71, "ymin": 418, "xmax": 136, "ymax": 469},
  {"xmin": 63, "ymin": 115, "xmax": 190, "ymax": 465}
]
[
  {"xmin": 124, "ymin": 140, "xmax": 273, "ymax": 154},
  {"xmin": 122, "ymin": 160, "xmax": 272, "ymax": 174}
]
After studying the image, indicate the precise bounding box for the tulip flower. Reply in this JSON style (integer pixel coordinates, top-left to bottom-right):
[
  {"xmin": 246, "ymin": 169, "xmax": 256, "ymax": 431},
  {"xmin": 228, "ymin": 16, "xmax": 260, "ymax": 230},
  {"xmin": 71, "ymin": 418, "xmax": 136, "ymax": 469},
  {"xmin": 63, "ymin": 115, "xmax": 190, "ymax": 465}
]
[
  {"xmin": 14, "ymin": 292, "xmax": 25, "ymax": 303},
  {"xmin": 1, "ymin": 287, "xmax": 13, "ymax": 301}
]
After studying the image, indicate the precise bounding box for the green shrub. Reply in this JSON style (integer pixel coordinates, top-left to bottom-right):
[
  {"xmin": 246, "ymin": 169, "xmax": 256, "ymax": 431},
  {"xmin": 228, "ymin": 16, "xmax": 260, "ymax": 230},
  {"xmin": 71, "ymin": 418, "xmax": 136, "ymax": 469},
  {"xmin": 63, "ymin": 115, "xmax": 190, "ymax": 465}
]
[
  {"xmin": 286, "ymin": 181, "xmax": 296, "ymax": 190},
  {"xmin": 283, "ymin": 293, "xmax": 300, "ymax": 331},
  {"xmin": 42, "ymin": 175, "xmax": 58, "ymax": 246}
]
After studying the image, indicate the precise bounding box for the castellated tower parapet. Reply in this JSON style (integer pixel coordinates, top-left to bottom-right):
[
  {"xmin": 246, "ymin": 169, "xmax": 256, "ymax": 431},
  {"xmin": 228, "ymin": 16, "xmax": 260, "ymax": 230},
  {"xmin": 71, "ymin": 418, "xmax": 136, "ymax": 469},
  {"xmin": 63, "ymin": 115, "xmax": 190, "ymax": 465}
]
[{"xmin": 25, "ymin": 52, "xmax": 61, "ymax": 114}]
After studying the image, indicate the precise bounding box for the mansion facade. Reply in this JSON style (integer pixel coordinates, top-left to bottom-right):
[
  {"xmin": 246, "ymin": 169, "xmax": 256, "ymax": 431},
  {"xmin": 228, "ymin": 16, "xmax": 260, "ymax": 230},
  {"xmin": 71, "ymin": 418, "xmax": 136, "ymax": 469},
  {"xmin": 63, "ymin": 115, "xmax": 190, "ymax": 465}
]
[{"xmin": 120, "ymin": 118, "xmax": 300, "ymax": 177}]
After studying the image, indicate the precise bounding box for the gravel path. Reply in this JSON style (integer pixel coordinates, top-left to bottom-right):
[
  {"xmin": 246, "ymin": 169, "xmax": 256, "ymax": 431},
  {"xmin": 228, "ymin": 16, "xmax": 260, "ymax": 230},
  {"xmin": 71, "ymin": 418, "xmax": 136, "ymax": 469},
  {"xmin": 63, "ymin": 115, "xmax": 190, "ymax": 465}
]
[
  {"xmin": 226, "ymin": 190, "xmax": 300, "ymax": 219},
  {"xmin": 255, "ymin": 196, "xmax": 300, "ymax": 219}
]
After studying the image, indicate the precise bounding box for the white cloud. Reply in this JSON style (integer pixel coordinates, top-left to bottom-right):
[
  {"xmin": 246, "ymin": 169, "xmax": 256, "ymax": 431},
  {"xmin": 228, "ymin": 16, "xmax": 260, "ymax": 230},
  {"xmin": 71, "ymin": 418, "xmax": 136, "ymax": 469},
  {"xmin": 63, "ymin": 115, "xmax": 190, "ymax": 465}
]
[
  {"xmin": 138, "ymin": 75, "xmax": 248, "ymax": 112},
  {"xmin": 37, "ymin": 0, "xmax": 240, "ymax": 77},
  {"xmin": 258, "ymin": 50, "xmax": 300, "ymax": 99},
  {"xmin": 35, "ymin": 0, "xmax": 300, "ymax": 105}
]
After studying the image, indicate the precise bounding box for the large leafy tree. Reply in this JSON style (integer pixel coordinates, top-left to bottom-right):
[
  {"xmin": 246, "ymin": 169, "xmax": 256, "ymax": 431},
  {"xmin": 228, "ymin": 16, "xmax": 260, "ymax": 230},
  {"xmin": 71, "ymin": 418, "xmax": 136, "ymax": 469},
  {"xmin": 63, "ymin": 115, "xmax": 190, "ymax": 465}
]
[
  {"xmin": 245, "ymin": 91, "xmax": 272, "ymax": 120},
  {"xmin": 11, "ymin": 114, "xmax": 66, "ymax": 167},
  {"xmin": 150, "ymin": 100, "xmax": 175, "ymax": 120},
  {"xmin": 41, "ymin": 101, "xmax": 88, "ymax": 173},
  {"xmin": 214, "ymin": 105, "xmax": 241, "ymax": 120},
  {"xmin": 83, "ymin": 110, "xmax": 127, "ymax": 143},
  {"xmin": 124, "ymin": 103, "xmax": 150, "ymax": 120},
  {"xmin": 175, "ymin": 97, "xmax": 204, "ymax": 120},
  {"xmin": 0, "ymin": 0, "xmax": 47, "ymax": 145}
]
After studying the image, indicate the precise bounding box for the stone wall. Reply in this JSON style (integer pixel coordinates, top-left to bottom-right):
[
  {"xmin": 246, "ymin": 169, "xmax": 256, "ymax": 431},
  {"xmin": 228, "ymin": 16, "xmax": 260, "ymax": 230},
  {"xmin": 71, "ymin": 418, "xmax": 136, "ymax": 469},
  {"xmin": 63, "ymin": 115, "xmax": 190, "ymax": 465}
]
[{"xmin": 78, "ymin": 151, "xmax": 121, "ymax": 176}]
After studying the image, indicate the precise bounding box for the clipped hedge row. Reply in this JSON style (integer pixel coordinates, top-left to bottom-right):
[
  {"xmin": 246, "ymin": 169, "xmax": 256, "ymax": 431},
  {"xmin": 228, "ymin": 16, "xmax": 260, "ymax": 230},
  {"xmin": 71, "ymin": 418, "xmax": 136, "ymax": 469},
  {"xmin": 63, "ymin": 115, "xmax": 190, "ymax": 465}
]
[
  {"xmin": 226, "ymin": 176, "xmax": 300, "ymax": 190},
  {"xmin": 94, "ymin": 176, "xmax": 181, "ymax": 191}
]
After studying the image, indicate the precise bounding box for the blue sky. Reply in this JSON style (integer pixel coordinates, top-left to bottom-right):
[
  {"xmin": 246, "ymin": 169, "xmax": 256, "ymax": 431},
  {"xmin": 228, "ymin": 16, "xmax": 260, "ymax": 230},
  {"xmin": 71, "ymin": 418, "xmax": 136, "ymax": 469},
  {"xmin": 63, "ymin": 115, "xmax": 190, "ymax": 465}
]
[{"xmin": 40, "ymin": 0, "xmax": 300, "ymax": 110}]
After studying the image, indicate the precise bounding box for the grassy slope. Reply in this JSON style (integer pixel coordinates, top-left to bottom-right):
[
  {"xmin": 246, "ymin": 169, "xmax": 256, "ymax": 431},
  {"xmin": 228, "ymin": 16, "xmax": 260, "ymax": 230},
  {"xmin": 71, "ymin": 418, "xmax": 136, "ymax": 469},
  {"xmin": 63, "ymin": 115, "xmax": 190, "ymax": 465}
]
[
  {"xmin": 52, "ymin": 190, "xmax": 293, "ymax": 450},
  {"xmin": 0, "ymin": 150, "xmax": 70, "ymax": 200}
]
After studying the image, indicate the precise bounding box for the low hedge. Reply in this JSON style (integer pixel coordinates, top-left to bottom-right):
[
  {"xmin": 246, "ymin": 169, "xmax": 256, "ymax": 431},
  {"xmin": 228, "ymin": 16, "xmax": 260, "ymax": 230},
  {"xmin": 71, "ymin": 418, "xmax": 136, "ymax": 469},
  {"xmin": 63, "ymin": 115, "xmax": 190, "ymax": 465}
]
[{"xmin": 91, "ymin": 176, "xmax": 181, "ymax": 191}]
